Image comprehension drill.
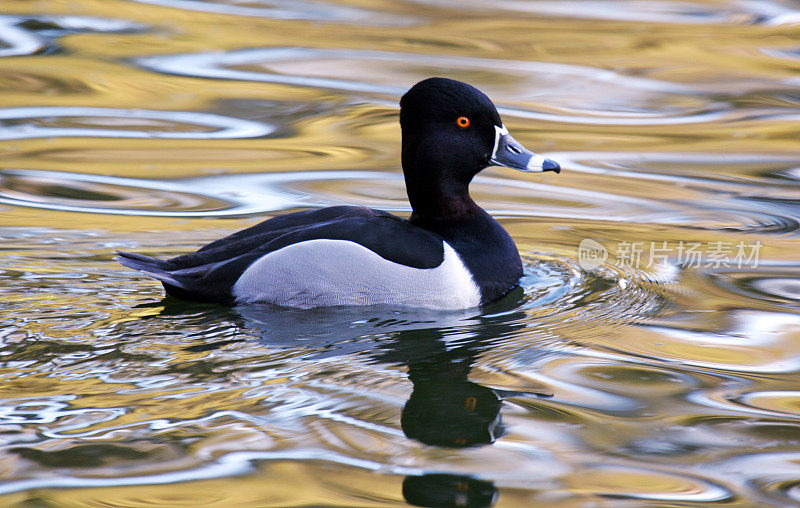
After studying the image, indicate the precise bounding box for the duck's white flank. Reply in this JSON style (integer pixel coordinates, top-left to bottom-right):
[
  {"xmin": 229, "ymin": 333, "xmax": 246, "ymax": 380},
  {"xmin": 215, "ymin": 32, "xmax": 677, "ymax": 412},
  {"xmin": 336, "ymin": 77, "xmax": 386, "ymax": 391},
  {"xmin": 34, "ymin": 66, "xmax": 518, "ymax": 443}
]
[{"xmin": 232, "ymin": 239, "xmax": 481, "ymax": 309}]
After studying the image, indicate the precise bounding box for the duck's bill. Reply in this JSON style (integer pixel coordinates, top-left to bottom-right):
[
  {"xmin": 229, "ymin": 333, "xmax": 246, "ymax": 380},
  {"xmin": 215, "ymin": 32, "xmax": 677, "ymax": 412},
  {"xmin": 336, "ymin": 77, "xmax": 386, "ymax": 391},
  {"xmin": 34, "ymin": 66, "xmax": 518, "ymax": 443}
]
[{"xmin": 489, "ymin": 125, "xmax": 560, "ymax": 173}]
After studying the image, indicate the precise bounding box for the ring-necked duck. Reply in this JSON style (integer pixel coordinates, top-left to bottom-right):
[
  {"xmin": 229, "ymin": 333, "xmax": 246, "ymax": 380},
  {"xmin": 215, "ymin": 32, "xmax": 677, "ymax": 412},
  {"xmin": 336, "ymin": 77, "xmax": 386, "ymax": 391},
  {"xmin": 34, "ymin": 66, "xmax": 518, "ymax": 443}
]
[{"xmin": 116, "ymin": 77, "xmax": 560, "ymax": 309}]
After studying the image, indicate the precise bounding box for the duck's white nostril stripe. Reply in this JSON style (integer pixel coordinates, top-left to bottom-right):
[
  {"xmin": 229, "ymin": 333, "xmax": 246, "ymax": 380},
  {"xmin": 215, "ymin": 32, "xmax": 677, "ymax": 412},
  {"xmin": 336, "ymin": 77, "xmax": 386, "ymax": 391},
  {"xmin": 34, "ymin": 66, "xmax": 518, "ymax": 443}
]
[
  {"xmin": 508, "ymin": 145, "xmax": 521, "ymax": 154},
  {"xmin": 491, "ymin": 124, "xmax": 508, "ymax": 159}
]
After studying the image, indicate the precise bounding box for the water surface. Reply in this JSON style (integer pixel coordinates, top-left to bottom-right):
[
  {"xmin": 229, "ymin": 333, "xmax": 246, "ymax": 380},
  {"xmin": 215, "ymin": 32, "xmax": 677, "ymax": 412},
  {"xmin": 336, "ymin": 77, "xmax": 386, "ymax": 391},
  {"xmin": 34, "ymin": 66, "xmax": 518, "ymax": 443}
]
[{"xmin": 1, "ymin": 0, "xmax": 800, "ymax": 506}]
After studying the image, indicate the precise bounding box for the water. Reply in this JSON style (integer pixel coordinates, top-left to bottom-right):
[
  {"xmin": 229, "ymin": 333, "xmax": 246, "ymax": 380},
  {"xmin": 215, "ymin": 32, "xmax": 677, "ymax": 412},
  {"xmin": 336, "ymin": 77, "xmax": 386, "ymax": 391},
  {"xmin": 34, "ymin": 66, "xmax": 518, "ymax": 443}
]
[{"xmin": 1, "ymin": 0, "xmax": 799, "ymax": 505}]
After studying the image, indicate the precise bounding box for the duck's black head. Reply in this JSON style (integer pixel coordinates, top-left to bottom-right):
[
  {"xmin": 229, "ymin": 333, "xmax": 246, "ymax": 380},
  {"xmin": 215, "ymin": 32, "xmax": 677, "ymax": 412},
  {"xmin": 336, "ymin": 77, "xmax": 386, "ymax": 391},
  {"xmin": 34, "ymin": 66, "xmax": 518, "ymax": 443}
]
[{"xmin": 400, "ymin": 77, "xmax": 559, "ymax": 221}]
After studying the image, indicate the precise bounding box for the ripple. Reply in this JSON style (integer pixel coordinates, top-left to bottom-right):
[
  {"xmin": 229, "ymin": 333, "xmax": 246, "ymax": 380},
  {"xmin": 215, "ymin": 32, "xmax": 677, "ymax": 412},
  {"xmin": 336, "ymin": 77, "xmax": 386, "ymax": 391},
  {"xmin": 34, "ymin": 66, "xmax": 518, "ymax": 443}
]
[
  {"xmin": 559, "ymin": 151, "xmax": 800, "ymax": 188},
  {"xmin": 0, "ymin": 169, "xmax": 231, "ymax": 214},
  {"xmin": 706, "ymin": 268, "xmax": 800, "ymax": 310},
  {"xmin": 413, "ymin": 0, "xmax": 800, "ymax": 25},
  {"xmin": 126, "ymin": 0, "xmax": 415, "ymax": 26},
  {"xmin": 557, "ymin": 151, "xmax": 800, "ymax": 233},
  {"xmin": 0, "ymin": 15, "xmax": 146, "ymax": 57},
  {"xmin": 0, "ymin": 70, "xmax": 91, "ymax": 95},
  {"xmin": 0, "ymin": 17, "xmax": 43, "ymax": 57},
  {"xmin": 783, "ymin": 165, "xmax": 800, "ymax": 182},
  {"xmin": 136, "ymin": 47, "xmax": 727, "ymax": 125},
  {"xmin": 0, "ymin": 447, "xmax": 430, "ymax": 496},
  {"xmin": 9, "ymin": 165, "xmax": 757, "ymax": 234},
  {"xmin": 715, "ymin": 451, "xmax": 800, "ymax": 503},
  {"xmin": 0, "ymin": 107, "xmax": 274, "ymax": 140},
  {"xmin": 3, "ymin": 2, "xmax": 800, "ymax": 504},
  {"xmin": 513, "ymin": 362, "xmax": 642, "ymax": 414},
  {"xmin": 567, "ymin": 464, "xmax": 733, "ymax": 502},
  {"xmin": 570, "ymin": 363, "xmax": 698, "ymax": 396},
  {"xmin": 764, "ymin": 8, "xmax": 800, "ymax": 26},
  {"xmin": 0, "ymin": 168, "xmax": 676, "ymax": 220},
  {"xmin": 686, "ymin": 388, "xmax": 800, "ymax": 425},
  {"xmin": 749, "ymin": 277, "xmax": 800, "ymax": 302},
  {"xmin": 2, "ymin": 152, "xmax": 794, "ymax": 271},
  {"xmin": 635, "ymin": 311, "xmax": 800, "ymax": 374},
  {"xmin": 0, "ymin": 396, "xmax": 123, "ymax": 428},
  {"xmin": 736, "ymin": 391, "xmax": 800, "ymax": 417},
  {"xmin": 0, "ymin": 169, "xmax": 319, "ymax": 217}
]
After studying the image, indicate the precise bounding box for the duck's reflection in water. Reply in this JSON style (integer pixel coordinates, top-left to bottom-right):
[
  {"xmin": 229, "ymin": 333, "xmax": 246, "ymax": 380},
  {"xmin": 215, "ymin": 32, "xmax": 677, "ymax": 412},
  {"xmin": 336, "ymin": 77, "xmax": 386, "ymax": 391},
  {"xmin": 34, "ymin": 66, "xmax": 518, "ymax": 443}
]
[
  {"xmin": 230, "ymin": 290, "xmax": 544, "ymax": 508},
  {"xmin": 402, "ymin": 474, "xmax": 497, "ymax": 508},
  {"xmin": 373, "ymin": 327, "xmax": 508, "ymax": 508},
  {"xmin": 375, "ymin": 326, "xmax": 505, "ymax": 449}
]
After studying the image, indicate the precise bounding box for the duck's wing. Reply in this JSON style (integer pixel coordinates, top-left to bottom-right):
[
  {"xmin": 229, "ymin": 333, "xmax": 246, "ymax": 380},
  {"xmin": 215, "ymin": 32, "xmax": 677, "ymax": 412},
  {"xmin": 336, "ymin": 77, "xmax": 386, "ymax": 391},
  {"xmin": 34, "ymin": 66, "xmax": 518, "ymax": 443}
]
[
  {"xmin": 116, "ymin": 206, "xmax": 446, "ymax": 304},
  {"xmin": 172, "ymin": 205, "xmax": 383, "ymax": 267}
]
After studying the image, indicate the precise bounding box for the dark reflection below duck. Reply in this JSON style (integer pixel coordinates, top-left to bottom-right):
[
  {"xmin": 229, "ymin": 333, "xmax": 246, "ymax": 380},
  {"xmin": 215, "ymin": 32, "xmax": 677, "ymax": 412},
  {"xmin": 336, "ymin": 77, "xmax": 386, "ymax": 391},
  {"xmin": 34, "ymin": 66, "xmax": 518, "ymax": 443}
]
[
  {"xmin": 402, "ymin": 474, "xmax": 497, "ymax": 508},
  {"xmin": 382, "ymin": 326, "xmax": 506, "ymax": 449},
  {"xmin": 225, "ymin": 289, "xmax": 551, "ymax": 508},
  {"xmin": 381, "ymin": 328, "xmax": 507, "ymax": 508}
]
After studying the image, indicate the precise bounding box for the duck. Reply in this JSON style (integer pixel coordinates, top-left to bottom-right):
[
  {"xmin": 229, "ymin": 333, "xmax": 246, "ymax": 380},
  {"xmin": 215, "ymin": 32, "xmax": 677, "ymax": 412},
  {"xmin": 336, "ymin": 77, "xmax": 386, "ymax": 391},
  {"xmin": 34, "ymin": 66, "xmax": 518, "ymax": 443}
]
[{"xmin": 116, "ymin": 77, "xmax": 560, "ymax": 309}]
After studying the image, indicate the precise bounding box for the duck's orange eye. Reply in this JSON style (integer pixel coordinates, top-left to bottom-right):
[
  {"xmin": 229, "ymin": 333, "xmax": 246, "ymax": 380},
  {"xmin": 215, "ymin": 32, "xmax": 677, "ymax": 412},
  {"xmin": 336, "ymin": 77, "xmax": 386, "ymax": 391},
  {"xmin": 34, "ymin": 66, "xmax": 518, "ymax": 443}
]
[{"xmin": 456, "ymin": 116, "xmax": 470, "ymax": 128}]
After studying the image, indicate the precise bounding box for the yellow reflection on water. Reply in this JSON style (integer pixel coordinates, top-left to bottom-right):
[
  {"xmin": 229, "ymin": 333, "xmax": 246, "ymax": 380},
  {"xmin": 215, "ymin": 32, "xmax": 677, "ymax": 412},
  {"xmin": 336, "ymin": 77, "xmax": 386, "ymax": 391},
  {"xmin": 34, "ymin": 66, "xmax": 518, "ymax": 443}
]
[{"xmin": 1, "ymin": 0, "xmax": 800, "ymax": 505}]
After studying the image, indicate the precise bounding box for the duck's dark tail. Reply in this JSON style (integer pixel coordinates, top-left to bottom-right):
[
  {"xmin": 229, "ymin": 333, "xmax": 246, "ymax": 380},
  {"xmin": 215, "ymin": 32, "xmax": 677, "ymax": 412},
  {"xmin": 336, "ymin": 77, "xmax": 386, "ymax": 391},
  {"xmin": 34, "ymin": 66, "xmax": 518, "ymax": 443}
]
[
  {"xmin": 115, "ymin": 251, "xmax": 182, "ymax": 287},
  {"xmin": 115, "ymin": 251, "xmax": 228, "ymax": 304}
]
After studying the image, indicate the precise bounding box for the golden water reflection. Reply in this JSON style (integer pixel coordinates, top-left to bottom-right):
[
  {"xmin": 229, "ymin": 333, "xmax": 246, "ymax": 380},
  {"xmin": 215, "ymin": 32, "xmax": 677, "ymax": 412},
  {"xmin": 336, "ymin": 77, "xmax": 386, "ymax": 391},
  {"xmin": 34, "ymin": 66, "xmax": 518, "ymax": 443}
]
[{"xmin": 1, "ymin": 0, "xmax": 800, "ymax": 506}]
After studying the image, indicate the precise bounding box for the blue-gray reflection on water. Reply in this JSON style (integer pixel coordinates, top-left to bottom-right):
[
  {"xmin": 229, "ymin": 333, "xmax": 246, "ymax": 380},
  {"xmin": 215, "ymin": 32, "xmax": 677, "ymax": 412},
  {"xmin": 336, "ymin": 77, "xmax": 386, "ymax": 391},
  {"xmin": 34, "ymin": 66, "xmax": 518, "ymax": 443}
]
[
  {"xmin": 0, "ymin": 107, "xmax": 275, "ymax": 140},
  {"xmin": 399, "ymin": 0, "xmax": 800, "ymax": 25},
  {"xmin": 0, "ymin": 17, "xmax": 47, "ymax": 57},
  {"xmin": 0, "ymin": 167, "xmax": 686, "ymax": 222},
  {"xmin": 137, "ymin": 47, "xmax": 726, "ymax": 124},
  {"xmin": 3, "ymin": 164, "xmax": 798, "ymax": 236},
  {"xmin": 3, "ymin": 0, "xmax": 800, "ymax": 505},
  {"xmin": 127, "ymin": 0, "xmax": 417, "ymax": 25},
  {"xmin": 0, "ymin": 15, "xmax": 147, "ymax": 57}
]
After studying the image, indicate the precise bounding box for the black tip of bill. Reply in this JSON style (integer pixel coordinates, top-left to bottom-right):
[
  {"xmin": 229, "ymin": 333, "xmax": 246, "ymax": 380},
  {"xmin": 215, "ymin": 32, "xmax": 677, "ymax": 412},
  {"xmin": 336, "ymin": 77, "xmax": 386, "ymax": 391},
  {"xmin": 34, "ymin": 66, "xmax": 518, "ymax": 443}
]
[
  {"xmin": 542, "ymin": 158, "xmax": 561, "ymax": 173},
  {"xmin": 489, "ymin": 125, "xmax": 561, "ymax": 175}
]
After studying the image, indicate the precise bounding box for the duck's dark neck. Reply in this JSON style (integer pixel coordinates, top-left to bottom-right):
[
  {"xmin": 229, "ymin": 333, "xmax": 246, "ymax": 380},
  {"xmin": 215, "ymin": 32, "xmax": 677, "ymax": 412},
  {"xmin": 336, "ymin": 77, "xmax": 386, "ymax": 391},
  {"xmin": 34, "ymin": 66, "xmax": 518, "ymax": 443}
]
[
  {"xmin": 402, "ymin": 144, "xmax": 482, "ymax": 225},
  {"xmin": 407, "ymin": 180, "xmax": 480, "ymax": 225}
]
